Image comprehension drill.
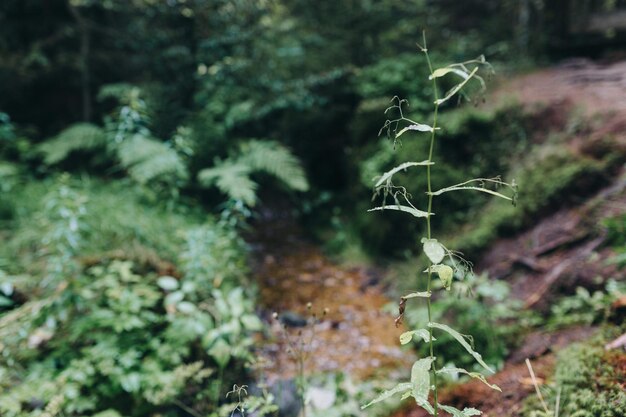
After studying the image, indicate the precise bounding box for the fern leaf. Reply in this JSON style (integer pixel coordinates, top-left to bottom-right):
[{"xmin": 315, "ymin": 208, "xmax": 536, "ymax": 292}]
[
  {"xmin": 117, "ymin": 134, "xmax": 187, "ymax": 184},
  {"xmin": 239, "ymin": 140, "xmax": 309, "ymax": 192},
  {"xmin": 38, "ymin": 123, "xmax": 107, "ymax": 165},
  {"xmin": 198, "ymin": 162, "xmax": 258, "ymax": 206}
]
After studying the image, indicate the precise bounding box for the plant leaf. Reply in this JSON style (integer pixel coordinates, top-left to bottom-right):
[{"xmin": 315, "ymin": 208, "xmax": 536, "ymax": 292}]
[
  {"xmin": 434, "ymin": 67, "xmax": 479, "ymax": 106},
  {"xmin": 429, "ymin": 67, "xmax": 470, "ymax": 80},
  {"xmin": 156, "ymin": 276, "xmax": 179, "ymax": 291},
  {"xmin": 374, "ymin": 161, "xmax": 433, "ymax": 188},
  {"xmin": 434, "ymin": 265, "xmax": 454, "ymax": 291},
  {"xmin": 411, "ymin": 358, "xmax": 435, "ymax": 414},
  {"xmin": 428, "ymin": 322, "xmax": 495, "ymax": 373},
  {"xmin": 402, "ymin": 291, "xmax": 431, "ymax": 299},
  {"xmin": 396, "ymin": 124, "xmax": 437, "ymax": 139},
  {"xmin": 422, "ymin": 239, "xmax": 445, "ymax": 264},
  {"xmin": 368, "ymin": 205, "xmax": 430, "ymax": 218},
  {"xmin": 439, "ymin": 404, "xmax": 482, "ymax": 417},
  {"xmin": 437, "ymin": 367, "xmax": 501, "ymax": 391},
  {"xmin": 361, "ymin": 382, "xmax": 412, "ymax": 409},
  {"xmin": 429, "ymin": 186, "xmax": 512, "ymax": 201},
  {"xmin": 400, "ymin": 329, "xmax": 434, "ymax": 345},
  {"xmin": 208, "ymin": 338, "xmax": 231, "ymax": 369}
]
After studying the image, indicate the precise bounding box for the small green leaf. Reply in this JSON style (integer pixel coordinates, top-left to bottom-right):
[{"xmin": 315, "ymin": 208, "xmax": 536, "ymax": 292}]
[
  {"xmin": 429, "ymin": 67, "xmax": 470, "ymax": 80},
  {"xmin": 164, "ymin": 291, "xmax": 184, "ymax": 306},
  {"xmin": 374, "ymin": 161, "xmax": 433, "ymax": 188},
  {"xmin": 177, "ymin": 301, "xmax": 196, "ymax": 314},
  {"xmin": 156, "ymin": 276, "xmax": 179, "ymax": 291},
  {"xmin": 435, "ymin": 265, "xmax": 454, "ymax": 291},
  {"xmin": 208, "ymin": 339, "xmax": 231, "ymax": 368},
  {"xmin": 429, "ymin": 322, "xmax": 495, "ymax": 373},
  {"xmin": 241, "ymin": 314, "xmax": 264, "ymax": 331},
  {"xmin": 396, "ymin": 124, "xmax": 437, "ymax": 139},
  {"xmin": 437, "ymin": 367, "xmax": 501, "ymax": 391},
  {"xmin": 369, "ymin": 205, "xmax": 430, "ymax": 218},
  {"xmin": 422, "ymin": 239, "xmax": 445, "ymax": 264},
  {"xmin": 361, "ymin": 382, "xmax": 412, "ymax": 409},
  {"xmin": 439, "ymin": 404, "xmax": 482, "ymax": 417},
  {"xmin": 400, "ymin": 329, "xmax": 433, "ymax": 345},
  {"xmin": 411, "ymin": 358, "xmax": 435, "ymax": 406},
  {"xmin": 402, "ymin": 291, "xmax": 431, "ymax": 299},
  {"xmin": 434, "ymin": 67, "xmax": 479, "ymax": 106}
]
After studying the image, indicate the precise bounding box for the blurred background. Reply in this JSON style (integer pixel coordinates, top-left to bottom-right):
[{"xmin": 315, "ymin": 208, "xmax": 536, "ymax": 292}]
[{"xmin": 0, "ymin": 1, "xmax": 625, "ymax": 417}]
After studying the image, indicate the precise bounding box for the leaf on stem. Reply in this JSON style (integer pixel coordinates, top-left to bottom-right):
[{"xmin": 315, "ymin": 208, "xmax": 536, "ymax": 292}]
[
  {"xmin": 437, "ymin": 367, "xmax": 501, "ymax": 391},
  {"xmin": 428, "ymin": 264, "xmax": 454, "ymax": 291},
  {"xmin": 422, "ymin": 238, "xmax": 445, "ymax": 264},
  {"xmin": 434, "ymin": 67, "xmax": 479, "ymax": 106},
  {"xmin": 361, "ymin": 382, "xmax": 412, "ymax": 409},
  {"xmin": 438, "ymin": 404, "xmax": 482, "ymax": 417},
  {"xmin": 428, "ymin": 322, "xmax": 495, "ymax": 373},
  {"xmin": 402, "ymin": 291, "xmax": 431, "ymax": 299},
  {"xmin": 375, "ymin": 161, "xmax": 433, "ymax": 188},
  {"xmin": 396, "ymin": 124, "xmax": 438, "ymax": 139},
  {"xmin": 400, "ymin": 329, "xmax": 434, "ymax": 345},
  {"xmin": 369, "ymin": 205, "xmax": 430, "ymax": 218},
  {"xmin": 411, "ymin": 358, "xmax": 435, "ymax": 415}
]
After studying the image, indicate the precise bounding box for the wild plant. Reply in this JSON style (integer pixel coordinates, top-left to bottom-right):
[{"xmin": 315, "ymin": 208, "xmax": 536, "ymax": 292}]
[
  {"xmin": 362, "ymin": 33, "xmax": 517, "ymax": 416},
  {"xmin": 272, "ymin": 303, "xmax": 329, "ymax": 417}
]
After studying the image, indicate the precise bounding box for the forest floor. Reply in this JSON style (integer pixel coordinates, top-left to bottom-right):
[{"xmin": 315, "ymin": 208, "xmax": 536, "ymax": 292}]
[{"xmin": 249, "ymin": 58, "xmax": 626, "ymax": 416}]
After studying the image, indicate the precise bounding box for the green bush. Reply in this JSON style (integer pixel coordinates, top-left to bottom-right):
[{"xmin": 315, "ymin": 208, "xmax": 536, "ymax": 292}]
[{"xmin": 0, "ymin": 176, "xmax": 261, "ymax": 417}]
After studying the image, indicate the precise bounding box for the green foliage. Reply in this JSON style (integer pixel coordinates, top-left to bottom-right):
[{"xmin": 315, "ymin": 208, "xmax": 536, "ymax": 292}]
[
  {"xmin": 455, "ymin": 146, "xmax": 607, "ymax": 255},
  {"xmin": 405, "ymin": 273, "xmax": 521, "ymax": 373},
  {"xmin": 522, "ymin": 333, "xmax": 626, "ymax": 417},
  {"xmin": 0, "ymin": 175, "xmax": 262, "ymax": 417},
  {"xmin": 37, "ymin": 123, "xmax": 107, "ymax": 165},
  {"xmin": 117, "ymin": 134, "xmax": 187, "ymax": 185},
  {"xmin": 198, "ymin": 139, "xmax": 309, "ymax": 206},
  {"xmin": 357, "ymin": 102, "xmax": 526, "ymax": 255}
]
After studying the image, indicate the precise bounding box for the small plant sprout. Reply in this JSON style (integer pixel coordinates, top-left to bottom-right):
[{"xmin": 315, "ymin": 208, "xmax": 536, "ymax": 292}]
[
  {"xmin": 227, "ymin": 384, "xmax": 249, "ymax": 417},
  {"xmin": 363, "ymin": 32, "xmax": 517, "ymax": 416}
]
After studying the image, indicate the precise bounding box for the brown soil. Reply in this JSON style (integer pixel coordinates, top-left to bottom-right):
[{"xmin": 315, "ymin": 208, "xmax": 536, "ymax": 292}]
[{"xmin": 249, "ymin": 213, "xmax": 415, "ymax": 383}]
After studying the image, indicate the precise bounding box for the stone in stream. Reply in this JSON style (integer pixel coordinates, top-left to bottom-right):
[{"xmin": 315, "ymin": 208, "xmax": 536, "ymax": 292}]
[
  {"xmin": 279, "ymin": 311, "xmax": 308, "ymax": 327},
  {"xmin": 242, "ymin": 378, "xmax": 302, "ymax": 417}
]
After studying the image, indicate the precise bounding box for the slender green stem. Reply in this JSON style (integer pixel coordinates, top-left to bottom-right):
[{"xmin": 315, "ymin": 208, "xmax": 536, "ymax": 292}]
[{"xmin": 422, "ymin": 31, "xmax": 440, "ymax": 417}]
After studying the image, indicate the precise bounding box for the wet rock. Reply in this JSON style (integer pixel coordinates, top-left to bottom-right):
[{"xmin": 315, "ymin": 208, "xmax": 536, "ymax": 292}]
[
  {"xmin": 247, "ymin": 378, "xmax": 301, "ymax": 417},
  {"xmin": 279, "ymin": 311, "xmax": 307, "ymax": 328}
]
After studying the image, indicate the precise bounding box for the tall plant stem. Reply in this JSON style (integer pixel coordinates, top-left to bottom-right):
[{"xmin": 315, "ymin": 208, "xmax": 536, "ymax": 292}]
[{"xmin": 422, "ymin": 31, "xmax": 440, "ymax": 417}]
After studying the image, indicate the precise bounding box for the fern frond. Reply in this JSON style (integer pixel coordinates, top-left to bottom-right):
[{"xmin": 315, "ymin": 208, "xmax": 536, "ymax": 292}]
[
  {"xmin": 198, "ymin": 163, "xmax": 258, "ymax": 206},
  {"xmin": 38, "ymin": 123, "xmax": 107, "ymax": 165},
  {"xmin": 117, "ymin": 134, "xmax": 187, "ymax": 184},
  {"xmin": 239, "ymin": 140, "xmax": 309, "ymax": 191}
]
